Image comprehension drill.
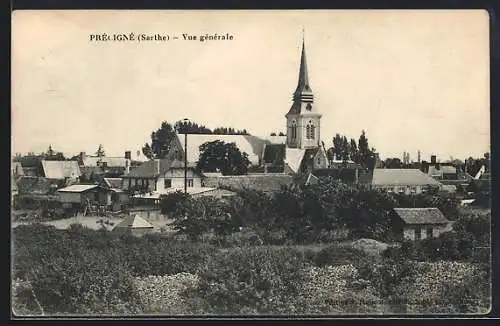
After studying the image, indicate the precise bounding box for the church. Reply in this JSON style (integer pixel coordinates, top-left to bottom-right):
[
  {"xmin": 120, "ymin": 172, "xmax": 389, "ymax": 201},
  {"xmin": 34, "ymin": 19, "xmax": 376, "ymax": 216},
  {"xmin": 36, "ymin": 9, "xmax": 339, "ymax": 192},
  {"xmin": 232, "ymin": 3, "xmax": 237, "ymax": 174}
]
[{"xmin": 168, "ymin": 36, "xmax": 329, "ymax": 175}]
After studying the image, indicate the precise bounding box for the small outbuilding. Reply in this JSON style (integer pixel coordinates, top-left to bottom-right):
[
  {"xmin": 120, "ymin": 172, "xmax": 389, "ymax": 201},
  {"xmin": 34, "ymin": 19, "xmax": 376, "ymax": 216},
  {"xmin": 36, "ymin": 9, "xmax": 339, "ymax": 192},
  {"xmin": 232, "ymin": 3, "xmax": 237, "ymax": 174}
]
[
  {"xmin": 113, "ymin": 214, "xmax": 155, "ymax": 237},
  {"xmin": 392, "ymin": 207, "xmax": 452, "ymax": 241}
]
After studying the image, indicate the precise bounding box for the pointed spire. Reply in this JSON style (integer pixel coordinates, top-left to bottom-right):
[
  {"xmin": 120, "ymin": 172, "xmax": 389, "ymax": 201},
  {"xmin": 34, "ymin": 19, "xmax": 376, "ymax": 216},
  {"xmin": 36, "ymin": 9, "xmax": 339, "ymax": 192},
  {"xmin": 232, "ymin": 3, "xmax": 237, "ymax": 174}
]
[{"xmin": 294, "ymin": 29, "xmax": 313, "ymax": 102}]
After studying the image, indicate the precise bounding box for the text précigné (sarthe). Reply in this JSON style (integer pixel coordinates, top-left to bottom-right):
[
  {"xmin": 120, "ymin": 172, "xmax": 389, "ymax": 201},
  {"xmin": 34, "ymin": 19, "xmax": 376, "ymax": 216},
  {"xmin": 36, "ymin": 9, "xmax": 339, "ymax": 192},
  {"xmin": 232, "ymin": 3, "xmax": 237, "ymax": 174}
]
[{"xmin": 89, "ymin": 33, "xmax": 235, "ymax": 42}]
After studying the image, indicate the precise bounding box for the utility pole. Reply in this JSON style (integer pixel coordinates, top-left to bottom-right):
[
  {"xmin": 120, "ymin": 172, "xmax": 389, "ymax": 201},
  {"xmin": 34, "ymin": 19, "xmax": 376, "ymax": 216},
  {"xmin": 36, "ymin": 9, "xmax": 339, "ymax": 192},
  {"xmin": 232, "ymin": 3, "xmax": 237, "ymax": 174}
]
[{"xmin": 183, "ymin": 118, "xmax": 189, "ymax": 194}]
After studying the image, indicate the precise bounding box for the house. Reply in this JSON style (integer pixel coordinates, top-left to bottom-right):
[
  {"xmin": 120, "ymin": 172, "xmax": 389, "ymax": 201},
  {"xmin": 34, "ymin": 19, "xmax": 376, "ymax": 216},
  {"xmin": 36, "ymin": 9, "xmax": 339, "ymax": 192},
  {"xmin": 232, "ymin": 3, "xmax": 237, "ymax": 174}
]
[
  {"xmin": 99, "ymin": 178, "xmax": 129, "ymax": 211},
  {"xmin": 112, "ymin": 214, "xmax": 155, "ymax": 237},
  {"xmin": 427, "ymin": 165, "xmax": 458, "ymax": 180},
  {"xmin": 41, "ymin": 160, "xmax": 81, "ymax": 182},
  {"xmin": 121, "ymin": 158, "xmax": 203, "ymax": 193},
  {"xmin": 79, "ymin": 152, "xmax": 133, "ymax": 183},
  {"xmin": 392, "ymin": 208, "xmax": 452, "ymax": 241},
  {"xmin": 56, "ymin": 184, "xmax": 118, "ymax": 216},
  {"xmin": 166, "ymin": 36, "xmax": 329, "ymax": 175},
  {"xmin": 370, "ymin": 169, "xmax": 443, "ymax": 194}
]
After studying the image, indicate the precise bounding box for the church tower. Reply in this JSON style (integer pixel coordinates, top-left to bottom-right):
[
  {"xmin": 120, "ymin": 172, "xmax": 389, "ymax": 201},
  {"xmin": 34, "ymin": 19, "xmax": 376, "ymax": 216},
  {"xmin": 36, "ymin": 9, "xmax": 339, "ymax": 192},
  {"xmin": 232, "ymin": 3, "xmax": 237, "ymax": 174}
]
[{"xmin": 285, "ymin": 34, "xmax": 322, "ymax": 149}]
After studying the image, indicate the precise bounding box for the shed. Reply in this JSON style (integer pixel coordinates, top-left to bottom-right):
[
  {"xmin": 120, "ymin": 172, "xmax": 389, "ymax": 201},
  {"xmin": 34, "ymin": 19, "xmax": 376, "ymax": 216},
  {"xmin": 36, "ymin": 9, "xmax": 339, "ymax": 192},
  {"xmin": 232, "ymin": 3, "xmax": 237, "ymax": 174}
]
[
  {"xmin": 113, "ymin": 214, "xmax": 155, "ymax": 237},
  {"xmin": 392, "ymin": 207, "xmax": 452, "ymax": 241},
  {"xmin": 56, "ymin": 184, "xmax": 104, "ymax": 205}
]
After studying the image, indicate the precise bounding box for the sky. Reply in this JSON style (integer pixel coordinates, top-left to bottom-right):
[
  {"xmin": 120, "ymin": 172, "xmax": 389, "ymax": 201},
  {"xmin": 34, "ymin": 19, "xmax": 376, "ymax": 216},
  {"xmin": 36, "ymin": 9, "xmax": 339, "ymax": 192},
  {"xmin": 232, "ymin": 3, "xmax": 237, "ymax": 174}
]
[{"xmin": 12, "ymin": 10, "xmax": 490, "ymax": 161}]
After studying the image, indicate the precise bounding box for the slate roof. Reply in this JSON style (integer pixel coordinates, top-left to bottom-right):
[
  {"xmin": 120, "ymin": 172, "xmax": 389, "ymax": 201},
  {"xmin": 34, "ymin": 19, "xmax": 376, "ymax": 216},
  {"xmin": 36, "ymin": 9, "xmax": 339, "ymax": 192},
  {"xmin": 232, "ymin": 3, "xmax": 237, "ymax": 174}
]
[
  {"xmin": 393, "ymin": 208, "xmax": 450, "ymax": 225},
  {"xmin": 371, "ymin": 169, "xmax": 442, "ymax": 186},
  {"xmin": 114, "ymin": 215, "xmax": 154, "ymax": 229},
  {"xmin": 177, "ymin": 134, "xmax": 268, "ymax": 166},
  {"xmin": 124, "ymin": 158, "xmax": 196, "ymax": 178},
  {"xmin": 41, "ymin": 160, "xmax": 81, "ymax": 179}
]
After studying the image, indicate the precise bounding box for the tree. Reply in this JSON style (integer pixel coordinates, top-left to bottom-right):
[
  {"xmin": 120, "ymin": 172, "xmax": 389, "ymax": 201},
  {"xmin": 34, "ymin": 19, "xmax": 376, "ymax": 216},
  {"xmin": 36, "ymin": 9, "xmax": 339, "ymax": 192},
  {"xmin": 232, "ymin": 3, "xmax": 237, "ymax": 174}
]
[
  {"xmin": 174, "ymin": 120, "xmax": 212, "ymax": 134},
  {"xmin": 332, "ymin": 134, "xmax": 343, "ymax": 161},
  {"xmin": 142, "ymin": 121, "xmax": 177, "ymax": 159},
  {"xmin": 384, "ymin": 158, "xmax": 403, "ymax": 169},
  {"xmin": 341, "ymin": 136, "xmax": 350, "ymax": 162},
  {"xmin": 349, "ymin": 139, "xmax": 358, "ymax": 162},
  {"xmin": 358, "ymin": 130, "xmax": 377, "ymax": 170},
  {"xmin": 278, "ymin": 132, "xmax": 285, "ymax": 136},
  {"xmin": 270, "ymin": 132, "xmax": 277, "ymax": 136},
  {"xmin": 197, "ymin": 141, "xmax": 250, "ymax": 175},
  {"xmin": 43, "ymin": 146, "xmax": 66, "ymax": 161},
  {"xmin": 96, "ymin": 144, "xmax": 105, "ymax": 158}
]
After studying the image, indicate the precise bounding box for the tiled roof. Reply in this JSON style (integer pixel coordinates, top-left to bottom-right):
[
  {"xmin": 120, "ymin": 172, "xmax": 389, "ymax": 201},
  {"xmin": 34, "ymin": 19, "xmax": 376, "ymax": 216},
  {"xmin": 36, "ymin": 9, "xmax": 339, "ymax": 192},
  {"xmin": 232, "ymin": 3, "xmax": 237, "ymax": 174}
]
[
  {"xmin": 177, "ymin": 134, "xmax": 268, "ymax": 166},
  {"xmin": 393, "ymin": 208, "xmax": 450, "ymax": 225},
  {"xmin": 41, "ymin": 160, "xmax": 81, "ymax": 179},
  {"xmin": 372, "ymin": 169, "xmax": 442, "ymax": 187},
  {"xmin": 57, "ymin": 184, "xmax": 99, "ymax": 193}
]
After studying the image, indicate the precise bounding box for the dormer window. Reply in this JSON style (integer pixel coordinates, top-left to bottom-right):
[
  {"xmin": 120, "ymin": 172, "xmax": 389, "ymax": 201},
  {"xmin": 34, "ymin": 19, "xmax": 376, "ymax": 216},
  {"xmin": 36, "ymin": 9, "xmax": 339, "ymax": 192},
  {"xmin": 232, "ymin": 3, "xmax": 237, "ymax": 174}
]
[{"xmin": 306, "ymin": 103, "xmax": 312, "ymax": 111}]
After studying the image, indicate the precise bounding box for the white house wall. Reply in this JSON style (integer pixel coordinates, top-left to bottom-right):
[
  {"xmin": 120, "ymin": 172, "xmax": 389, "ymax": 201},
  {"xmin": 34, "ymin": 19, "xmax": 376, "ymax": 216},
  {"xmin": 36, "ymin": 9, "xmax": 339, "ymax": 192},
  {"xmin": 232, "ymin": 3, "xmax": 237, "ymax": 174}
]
[{"xmin": 156, "ymin": 168, "xmax": 202, "ymax": 191}]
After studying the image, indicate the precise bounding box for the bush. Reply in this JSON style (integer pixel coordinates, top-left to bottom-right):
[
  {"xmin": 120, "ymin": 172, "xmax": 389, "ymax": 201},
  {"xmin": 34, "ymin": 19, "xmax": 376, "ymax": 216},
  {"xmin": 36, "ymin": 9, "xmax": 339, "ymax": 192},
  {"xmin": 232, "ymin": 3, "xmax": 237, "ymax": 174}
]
[
  {"xmin": 314, "ymin": 244, "xmax": 368, "ymax": 267},
  {"xmin": 190, "ymin": 247, "xmax": 311, "ymax": 314},
  {"xmin": 159, "ymin": 191, "xmax": 190, "ymax": 215}
]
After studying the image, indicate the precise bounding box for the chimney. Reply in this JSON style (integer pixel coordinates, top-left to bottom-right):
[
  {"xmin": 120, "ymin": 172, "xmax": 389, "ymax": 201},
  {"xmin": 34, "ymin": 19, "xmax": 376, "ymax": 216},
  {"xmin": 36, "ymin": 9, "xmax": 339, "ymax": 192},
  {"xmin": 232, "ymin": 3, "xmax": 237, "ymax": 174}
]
[
  {"xmin": 431, "ymin": 155, "xmax": 437, "ymax": 165},
  {"xmin": 125, "ymin": 151, "xmax": 131, "ymax": 160}
]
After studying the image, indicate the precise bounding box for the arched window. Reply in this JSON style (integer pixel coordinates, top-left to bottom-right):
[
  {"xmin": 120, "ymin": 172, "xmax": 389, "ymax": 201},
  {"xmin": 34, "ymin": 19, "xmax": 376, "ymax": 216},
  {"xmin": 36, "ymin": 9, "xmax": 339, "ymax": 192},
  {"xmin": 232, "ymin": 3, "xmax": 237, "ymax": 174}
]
[
  {"xmin": 291, "ymin": 120, "xmax": 297, "ymax": 140},
  {"xmin": 306, "ymin": 120, "xmax": 315, "ymax": 139}
]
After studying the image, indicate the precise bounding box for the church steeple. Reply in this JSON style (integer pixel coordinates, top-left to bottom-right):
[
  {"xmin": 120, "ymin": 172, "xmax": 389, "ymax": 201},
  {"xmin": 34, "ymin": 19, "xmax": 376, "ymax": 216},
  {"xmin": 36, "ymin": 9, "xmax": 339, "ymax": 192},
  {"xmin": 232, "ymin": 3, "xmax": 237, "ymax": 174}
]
[
  {"xmin": 293, "ymin": 33, "xmax": 313, "ymax": 102},
  {"xmin": 285, "ymin": 31, "xmax": 322, "ymax": 150}
]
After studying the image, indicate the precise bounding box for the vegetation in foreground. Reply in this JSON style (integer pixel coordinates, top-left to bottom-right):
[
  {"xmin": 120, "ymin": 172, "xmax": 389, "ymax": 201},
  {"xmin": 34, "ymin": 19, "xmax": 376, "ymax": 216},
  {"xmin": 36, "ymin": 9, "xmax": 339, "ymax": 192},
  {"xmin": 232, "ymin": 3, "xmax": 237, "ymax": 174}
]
[{"xmin": 12, "ymin": 181, "xmax": 490, "ymax": 315}]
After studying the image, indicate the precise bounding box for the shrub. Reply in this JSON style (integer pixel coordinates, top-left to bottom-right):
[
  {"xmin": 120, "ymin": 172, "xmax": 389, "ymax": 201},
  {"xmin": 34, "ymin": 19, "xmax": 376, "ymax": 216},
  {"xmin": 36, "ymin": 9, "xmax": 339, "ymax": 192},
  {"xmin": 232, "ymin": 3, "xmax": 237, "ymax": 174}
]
[
  {"xmin": 190, "ymin": 247, "xmax": 311, "ymax": 314},
  {"xmin": 311, "ymin": 244, "xmax": 367, "ymax": 267},
  {"xmin": 159, "ymin": 191, "xmax": 190, "ymax": 215}
]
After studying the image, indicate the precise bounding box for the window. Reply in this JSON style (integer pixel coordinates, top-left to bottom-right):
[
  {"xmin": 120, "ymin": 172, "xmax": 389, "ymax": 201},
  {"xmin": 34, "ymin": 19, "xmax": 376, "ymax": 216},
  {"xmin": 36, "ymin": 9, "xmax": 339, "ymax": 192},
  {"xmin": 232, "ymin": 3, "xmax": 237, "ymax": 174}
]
[
  {"xmin": 426, "ymin": 227, "xmax": 433, "ymax": 238},
  {"xmin": 164, "ymin": 179, "xmax": 172, "ymax": 188},
  {"xmin": 187, "ymin": 179, "xmax": 194, "ymax": 187},
  {"xmin": 291, "ymin": 120, "xmax": 297, "ymax": 140},
  {"xmin": 415, "ymin": 227, "xmax": 421, "ymax": 240},
  {"xmin": 306, "ymin": 120, "xmax": 315, "ymax": 139}
]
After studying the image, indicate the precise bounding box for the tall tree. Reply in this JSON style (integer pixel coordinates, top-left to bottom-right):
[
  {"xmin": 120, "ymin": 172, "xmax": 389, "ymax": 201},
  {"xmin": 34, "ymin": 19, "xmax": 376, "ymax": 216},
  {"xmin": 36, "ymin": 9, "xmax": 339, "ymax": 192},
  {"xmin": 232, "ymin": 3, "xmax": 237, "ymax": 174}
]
[
  {"xmin": 142, "ymin": 121, "xmax": 177, "ymax": 160},
  {"xmin": 349, "ymin": 138, "xmax": 358, "ymax": 162},
  {"xmin": 358, "ymin": 130, "xmax": 377, "ymax": 170},
  {"xmin": 332, "ymin": 134, "xmax": 343, "ymax": 161},
  {"xmin": 197, "ymin": 140, "xmax": 250, "ymax": 175},
  {"xmin": 341, "ymin": 136, "xmax": 350, "ymax": 162}
]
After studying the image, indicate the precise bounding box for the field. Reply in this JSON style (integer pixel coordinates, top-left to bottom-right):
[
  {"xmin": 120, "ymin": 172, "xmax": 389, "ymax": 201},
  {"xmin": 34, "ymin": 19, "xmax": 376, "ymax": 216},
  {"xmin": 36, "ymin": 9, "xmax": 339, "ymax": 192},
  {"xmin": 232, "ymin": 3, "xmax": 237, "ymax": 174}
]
[{"xmin": 11, "ymin": 215, "xmax": 176, "ymax": 232}]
